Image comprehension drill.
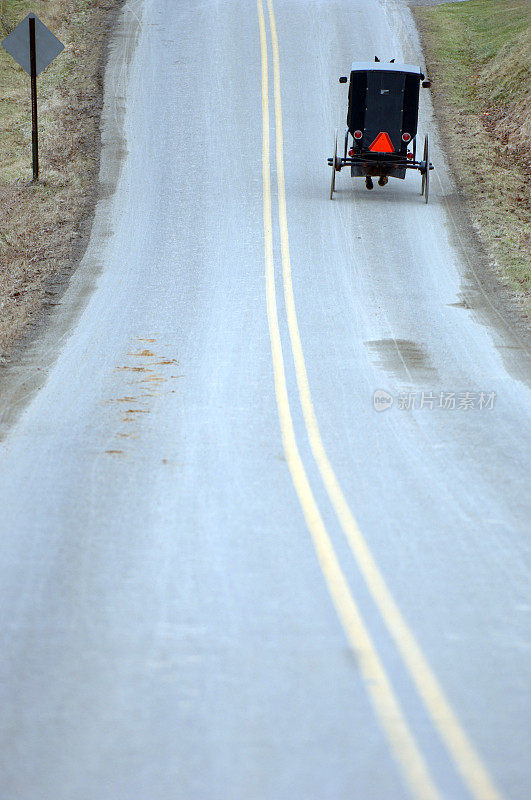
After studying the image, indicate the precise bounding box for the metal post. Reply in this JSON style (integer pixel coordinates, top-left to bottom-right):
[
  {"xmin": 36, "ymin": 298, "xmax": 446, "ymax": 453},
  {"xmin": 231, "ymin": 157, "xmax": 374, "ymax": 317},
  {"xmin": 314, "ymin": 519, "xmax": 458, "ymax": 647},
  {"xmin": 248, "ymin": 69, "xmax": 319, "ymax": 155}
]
[{"xmin": 29, "ymin": 15, "xmax": 39, "ymax": 181}]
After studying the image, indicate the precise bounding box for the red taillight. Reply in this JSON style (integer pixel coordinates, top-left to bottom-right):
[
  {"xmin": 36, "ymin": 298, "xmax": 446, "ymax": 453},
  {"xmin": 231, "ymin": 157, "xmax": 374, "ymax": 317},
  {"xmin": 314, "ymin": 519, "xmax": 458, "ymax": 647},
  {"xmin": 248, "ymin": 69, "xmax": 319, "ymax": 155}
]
[
  {"xmin": 402, "ymin": 132, "xmax": 411, "ymax": 142},
  {"xmin": 407, "ymin": 151, "xmax": 414, "ymax": 160},
  {"xmin": 348, "ymin": 148, "xmax": 354, "ymax": 156},
  {"xmin": 353, "ymin": 130, "xmax": 362, "ymax": 140}
]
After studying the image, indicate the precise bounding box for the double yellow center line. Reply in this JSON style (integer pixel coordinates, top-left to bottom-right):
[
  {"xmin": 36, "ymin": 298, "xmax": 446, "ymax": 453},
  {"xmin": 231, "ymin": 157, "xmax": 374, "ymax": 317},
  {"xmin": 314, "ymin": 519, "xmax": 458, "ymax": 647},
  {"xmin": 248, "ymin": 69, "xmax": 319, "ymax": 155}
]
[{"xmin": 257, "ymin": 2, "xmax": 504, "ymax": 799}]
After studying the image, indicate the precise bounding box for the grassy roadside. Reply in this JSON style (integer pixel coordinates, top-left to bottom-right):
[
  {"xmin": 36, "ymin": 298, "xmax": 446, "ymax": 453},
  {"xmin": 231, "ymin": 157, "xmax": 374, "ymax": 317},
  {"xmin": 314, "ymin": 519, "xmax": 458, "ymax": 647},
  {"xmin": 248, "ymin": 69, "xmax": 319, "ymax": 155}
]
[
  {"xmin": 0, "ymin": 0, "xmax": 123, "ymax": 362},
  {"xmin": 412, "ymin": 0, "xmax": 530, "ymax": 315}
]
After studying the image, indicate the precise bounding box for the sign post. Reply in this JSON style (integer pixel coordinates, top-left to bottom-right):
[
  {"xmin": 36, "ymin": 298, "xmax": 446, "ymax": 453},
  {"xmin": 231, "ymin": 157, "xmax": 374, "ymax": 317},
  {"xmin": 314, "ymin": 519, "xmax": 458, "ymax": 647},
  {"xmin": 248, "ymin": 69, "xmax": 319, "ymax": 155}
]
[
  {"xmin": 1, "ymin": 13, "xmax": 64, "ymax": 181},
  {"xmin": 29, "ymin": 16, "xmax": 38, "ymax": 180}
]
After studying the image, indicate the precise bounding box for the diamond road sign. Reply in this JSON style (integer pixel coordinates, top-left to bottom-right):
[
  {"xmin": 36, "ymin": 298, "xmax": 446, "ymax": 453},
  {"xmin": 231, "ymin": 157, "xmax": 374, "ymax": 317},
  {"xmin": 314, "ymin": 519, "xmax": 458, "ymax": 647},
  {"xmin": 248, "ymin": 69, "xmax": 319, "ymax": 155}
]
[
  {"xmin": 1, "ymin": 14, "xmax": 64, "ymax": 180},
  {"xmin": 1, "ymin": 13, "xmax": 64, "ymax": 76}
]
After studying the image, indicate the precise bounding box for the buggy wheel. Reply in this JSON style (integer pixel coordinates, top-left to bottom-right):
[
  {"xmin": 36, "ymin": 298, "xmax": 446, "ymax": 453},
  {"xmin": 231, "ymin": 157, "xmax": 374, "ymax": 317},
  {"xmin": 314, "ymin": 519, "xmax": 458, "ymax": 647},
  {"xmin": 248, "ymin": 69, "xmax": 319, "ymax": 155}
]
[
  {"xmin": 421, "ymin": 134, "xmax": 429, "ymax": 203},
  {"xmin": 330, "ymin": 129, "xmax": 338, "ymax": 199}
]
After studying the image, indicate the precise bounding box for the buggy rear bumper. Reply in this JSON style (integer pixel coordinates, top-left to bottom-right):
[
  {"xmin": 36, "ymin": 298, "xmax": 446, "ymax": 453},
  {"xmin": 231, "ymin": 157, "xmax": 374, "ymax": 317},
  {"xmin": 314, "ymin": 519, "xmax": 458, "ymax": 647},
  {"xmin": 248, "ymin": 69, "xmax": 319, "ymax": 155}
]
[{"xmin": 328, "ymin": 154, "xmax": 433, "ymax": 180}]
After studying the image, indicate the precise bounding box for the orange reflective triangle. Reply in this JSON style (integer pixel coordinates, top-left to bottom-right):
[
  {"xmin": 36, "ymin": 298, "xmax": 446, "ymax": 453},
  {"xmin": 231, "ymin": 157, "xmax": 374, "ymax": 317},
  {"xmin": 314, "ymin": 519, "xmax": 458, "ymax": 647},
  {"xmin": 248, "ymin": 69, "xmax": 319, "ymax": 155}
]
[{"xmin": 368, "ymin": 132, "xmax": 395, "ymax": 153}]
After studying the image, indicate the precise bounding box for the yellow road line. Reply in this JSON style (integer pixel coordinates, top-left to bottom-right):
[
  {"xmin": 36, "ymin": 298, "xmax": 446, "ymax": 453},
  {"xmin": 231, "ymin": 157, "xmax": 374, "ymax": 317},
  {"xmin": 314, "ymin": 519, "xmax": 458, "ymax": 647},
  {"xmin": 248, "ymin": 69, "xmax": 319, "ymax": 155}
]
[
  {"xmin": 264, "ymin": 2, "xmax": 505, "ymax": 799},
  {"xmin": 257, "ymin": 3, "xmax": 442, "ymax": 799}
]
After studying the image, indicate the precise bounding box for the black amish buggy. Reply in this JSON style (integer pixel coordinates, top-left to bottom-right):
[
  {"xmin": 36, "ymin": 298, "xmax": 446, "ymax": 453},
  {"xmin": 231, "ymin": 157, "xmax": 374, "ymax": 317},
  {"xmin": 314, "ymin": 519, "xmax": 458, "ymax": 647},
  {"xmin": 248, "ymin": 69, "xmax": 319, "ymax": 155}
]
[{"xmin": 328, "ymin": 60, "xmax": 433, "ymax": 202}]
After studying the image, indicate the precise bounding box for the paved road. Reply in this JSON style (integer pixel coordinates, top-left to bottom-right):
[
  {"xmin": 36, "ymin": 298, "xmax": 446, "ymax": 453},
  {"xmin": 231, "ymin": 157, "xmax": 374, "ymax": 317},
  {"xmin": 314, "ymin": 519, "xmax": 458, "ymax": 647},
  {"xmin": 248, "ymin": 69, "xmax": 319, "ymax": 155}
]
[{"xmin": 0, "ymin": 1, "xmax": 529, "ymax": 798}]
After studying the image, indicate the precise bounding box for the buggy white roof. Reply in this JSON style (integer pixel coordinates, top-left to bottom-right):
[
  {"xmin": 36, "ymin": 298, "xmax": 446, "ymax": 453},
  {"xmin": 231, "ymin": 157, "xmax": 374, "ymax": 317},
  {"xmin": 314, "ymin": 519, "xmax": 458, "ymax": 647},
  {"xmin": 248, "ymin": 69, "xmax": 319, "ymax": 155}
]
[{"xmin": 350, "ymin": 62, "xmax": 421, "ymax": 75}]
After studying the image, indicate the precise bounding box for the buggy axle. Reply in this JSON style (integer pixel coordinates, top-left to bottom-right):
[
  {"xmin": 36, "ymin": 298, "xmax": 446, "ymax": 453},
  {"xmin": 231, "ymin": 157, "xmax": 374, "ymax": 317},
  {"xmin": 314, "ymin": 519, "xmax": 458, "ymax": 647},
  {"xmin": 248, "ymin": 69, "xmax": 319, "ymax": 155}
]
[{"xmin": 327, "ymin": 156, "xmax": 432, "ymax": 173}]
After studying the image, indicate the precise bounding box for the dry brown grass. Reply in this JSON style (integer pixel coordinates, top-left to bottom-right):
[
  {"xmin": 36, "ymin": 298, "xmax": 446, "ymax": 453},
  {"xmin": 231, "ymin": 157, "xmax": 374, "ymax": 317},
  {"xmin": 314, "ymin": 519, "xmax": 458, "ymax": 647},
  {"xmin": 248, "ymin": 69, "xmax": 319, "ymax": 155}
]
[
  {"xmin": 414, "ymin": 0, "xmax": 530, "ymax": 313},
  {"xmin": 0, "ymin": 0, "xmax": 123, "ymax": 361},
  {"xmin": 479, "ymin": 25, "xmax": 531, "ymax": 162}
]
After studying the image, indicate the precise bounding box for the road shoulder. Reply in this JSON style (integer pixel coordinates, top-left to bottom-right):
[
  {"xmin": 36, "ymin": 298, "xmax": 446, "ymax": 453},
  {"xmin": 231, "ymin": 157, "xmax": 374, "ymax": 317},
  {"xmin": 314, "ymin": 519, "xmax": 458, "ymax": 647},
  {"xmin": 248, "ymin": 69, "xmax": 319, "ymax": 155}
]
[
  {"xmin": 0, "ymin": 0, "xmax": 127, "ymax": 367},
  {"xmin": 410, "ymin": 0, "xmax": 530, "ymax": 332}
]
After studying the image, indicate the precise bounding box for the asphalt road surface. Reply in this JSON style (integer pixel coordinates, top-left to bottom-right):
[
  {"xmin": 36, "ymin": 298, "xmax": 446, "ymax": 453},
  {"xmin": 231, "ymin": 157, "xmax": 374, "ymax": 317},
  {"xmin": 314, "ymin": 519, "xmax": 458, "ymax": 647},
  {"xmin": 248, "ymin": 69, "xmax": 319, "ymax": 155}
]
[{"xmin": 0, "ymin": 1, "xmax": 529, "ymax": 799}]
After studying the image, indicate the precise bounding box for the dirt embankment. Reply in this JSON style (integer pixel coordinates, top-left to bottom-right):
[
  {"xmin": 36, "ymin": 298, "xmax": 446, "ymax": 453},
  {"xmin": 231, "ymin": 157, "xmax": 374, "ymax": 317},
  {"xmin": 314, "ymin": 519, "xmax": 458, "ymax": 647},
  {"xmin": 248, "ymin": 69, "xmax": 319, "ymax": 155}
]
[
  {"xmin": 0, "ymin": 0, "xmax": 124, "ymax": 364},
  {"xmin": 413, "ymin": 0, "xmax": 530, "ymax": 318}
]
